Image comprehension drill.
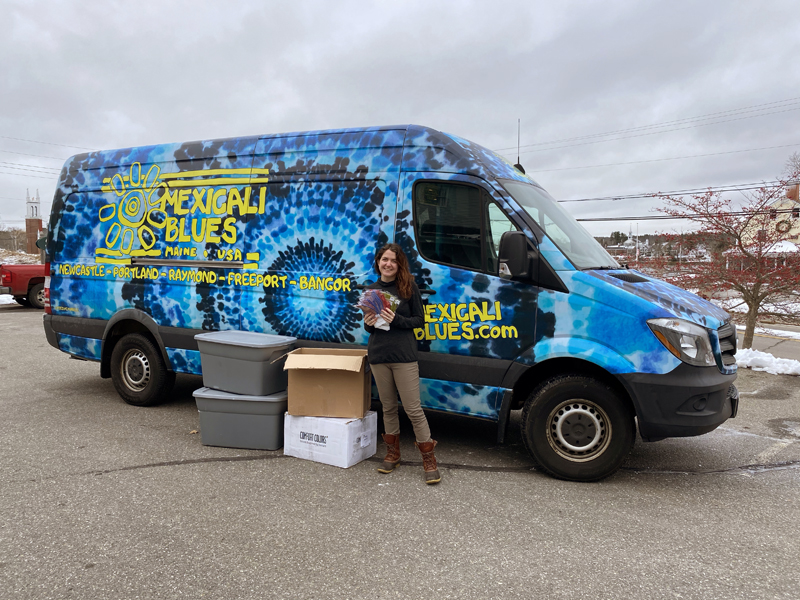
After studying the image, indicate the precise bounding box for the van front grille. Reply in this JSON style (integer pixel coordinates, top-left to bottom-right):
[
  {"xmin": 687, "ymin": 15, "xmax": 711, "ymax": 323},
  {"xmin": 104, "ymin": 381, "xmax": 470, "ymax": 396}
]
[{"xmin": 717, "ymin": 322, "xmax": 737, "ymax": 366}]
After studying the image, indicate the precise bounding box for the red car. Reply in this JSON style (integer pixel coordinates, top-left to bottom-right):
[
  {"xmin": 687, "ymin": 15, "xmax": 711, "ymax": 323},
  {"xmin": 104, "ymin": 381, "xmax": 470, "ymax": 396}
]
[{"xmin": 0, "ymin": 263, "xmax": 47, "ymax": 309}]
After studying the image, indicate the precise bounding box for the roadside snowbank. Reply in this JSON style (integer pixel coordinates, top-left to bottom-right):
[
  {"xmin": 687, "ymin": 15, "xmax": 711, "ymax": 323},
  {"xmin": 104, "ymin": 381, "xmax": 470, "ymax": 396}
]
[
  {"xmin": 0, "ymin": 294, "xmax": 15, "ymax": 305},
  {"xmin": 736, "ymin": 348, "xmax": 800, "ymax": 376}
]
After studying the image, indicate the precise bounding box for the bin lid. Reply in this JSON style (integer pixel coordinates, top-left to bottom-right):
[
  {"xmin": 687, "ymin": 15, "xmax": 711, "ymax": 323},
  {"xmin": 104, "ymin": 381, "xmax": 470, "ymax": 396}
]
[
  {"xmin": 193, "ymin": 387, "xmax": 289, "ymax": 402},
  {"xmin": 194, "ymin": 330, "xmax": 297, "ymax": 349}
]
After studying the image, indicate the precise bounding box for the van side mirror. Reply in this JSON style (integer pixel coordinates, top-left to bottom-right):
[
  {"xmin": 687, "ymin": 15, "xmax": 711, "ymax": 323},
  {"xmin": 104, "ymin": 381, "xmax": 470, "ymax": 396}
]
[{"xmin": 498, "ymin": 231, "xmax": 529, "ymax": 279}]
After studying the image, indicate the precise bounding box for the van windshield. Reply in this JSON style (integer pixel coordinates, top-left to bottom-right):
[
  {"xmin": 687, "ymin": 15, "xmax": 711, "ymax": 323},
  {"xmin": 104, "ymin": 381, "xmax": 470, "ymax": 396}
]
[{"xmin": 499, "ymin": 180, "xmax": 620, "ymax": 270}]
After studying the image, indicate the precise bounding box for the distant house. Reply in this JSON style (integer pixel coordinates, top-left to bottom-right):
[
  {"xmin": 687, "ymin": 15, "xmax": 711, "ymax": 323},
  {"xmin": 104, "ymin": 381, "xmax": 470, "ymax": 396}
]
[{"xmin": 743, "ymin": 182, "xmax": 800, "ymax": 245}]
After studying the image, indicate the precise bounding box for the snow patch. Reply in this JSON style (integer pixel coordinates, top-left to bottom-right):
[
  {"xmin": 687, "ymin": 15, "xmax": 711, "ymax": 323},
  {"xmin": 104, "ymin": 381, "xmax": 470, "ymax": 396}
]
[
  {"xmin": 736, "ymin": 348, "xmax": 800, "ymax": 376},
  {"xmin": 0, "ymin": 294, "xmax": 15, "ymax": 305}
]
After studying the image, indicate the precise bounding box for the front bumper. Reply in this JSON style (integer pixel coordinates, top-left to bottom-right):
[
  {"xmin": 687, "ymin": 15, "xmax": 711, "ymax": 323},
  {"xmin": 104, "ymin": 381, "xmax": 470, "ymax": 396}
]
[{"xmin": 618, "ymin": 363, "xmax": 738, "ymax": 441}]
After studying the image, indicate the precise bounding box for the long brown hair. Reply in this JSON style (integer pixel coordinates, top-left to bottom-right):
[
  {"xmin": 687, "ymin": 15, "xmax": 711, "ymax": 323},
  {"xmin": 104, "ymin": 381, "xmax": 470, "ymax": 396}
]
[{"xmin": 374, "ymin": 243, "xmax": 413, "ymax": 299}]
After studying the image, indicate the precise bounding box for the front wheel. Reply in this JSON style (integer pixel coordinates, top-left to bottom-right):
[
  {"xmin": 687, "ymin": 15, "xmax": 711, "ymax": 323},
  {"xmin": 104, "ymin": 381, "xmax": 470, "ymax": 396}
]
[
  {"xmin": 521, "ymin": 374, "xmax": 635, "ymax": 482},
  {"xmin": 110, "ymin": 333, "xmax": 175, "ymax": 406}
]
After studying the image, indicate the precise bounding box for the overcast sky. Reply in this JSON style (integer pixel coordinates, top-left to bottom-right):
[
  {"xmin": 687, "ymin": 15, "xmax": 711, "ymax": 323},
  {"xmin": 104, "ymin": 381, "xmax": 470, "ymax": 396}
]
[{"xmin": 2, "ymin": 0, "xmax": 799, "ymax": 236}]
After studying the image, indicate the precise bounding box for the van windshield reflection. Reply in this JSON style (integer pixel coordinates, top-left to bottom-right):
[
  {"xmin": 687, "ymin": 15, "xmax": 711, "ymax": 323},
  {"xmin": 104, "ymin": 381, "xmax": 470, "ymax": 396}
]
[{"xmin": 500, "ymin": 180, "xmax": 619, "ymax": 270}]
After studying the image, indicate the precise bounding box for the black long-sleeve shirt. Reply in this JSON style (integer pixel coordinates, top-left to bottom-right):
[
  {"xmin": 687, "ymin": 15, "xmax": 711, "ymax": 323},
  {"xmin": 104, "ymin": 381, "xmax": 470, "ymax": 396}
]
[{"xmin": 363, "ymin": 279, "xmax": 424, "ymax": 364}]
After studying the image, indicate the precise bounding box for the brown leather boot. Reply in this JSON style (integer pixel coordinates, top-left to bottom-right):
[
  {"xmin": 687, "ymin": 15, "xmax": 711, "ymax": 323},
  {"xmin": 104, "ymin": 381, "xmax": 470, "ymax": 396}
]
[
  {"xmin": 377, "ymin": 433, "xmax": 401, "ymax": 473},
  {"xmin": 415, "ymin": 440, "xmax": 441, "ymax": 484}
]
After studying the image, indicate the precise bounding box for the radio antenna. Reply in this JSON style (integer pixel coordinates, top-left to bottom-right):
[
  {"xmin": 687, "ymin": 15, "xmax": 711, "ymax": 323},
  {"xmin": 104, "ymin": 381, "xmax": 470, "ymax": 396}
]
[{"xmin": 514, "ymin": 119, "xmax": 525, "ymax": 174}]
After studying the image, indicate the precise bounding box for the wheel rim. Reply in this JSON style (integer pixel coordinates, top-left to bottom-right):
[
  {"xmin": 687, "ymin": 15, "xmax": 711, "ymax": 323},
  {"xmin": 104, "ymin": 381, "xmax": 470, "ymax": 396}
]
[
  {"xmin": 120, "ymin": 349, "xmax": 151, "ymax": 392},
  {"xmin": 36, "ymin": 287, "xmax": 45, "ymax": 305},
  {"xmin": 546, "ymin": 399, "xmax": 612, "ymax": 462}
]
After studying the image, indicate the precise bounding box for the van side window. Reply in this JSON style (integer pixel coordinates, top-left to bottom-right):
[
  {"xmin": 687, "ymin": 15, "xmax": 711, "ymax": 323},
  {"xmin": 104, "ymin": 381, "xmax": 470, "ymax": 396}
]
[
  {"xmin": 485, "ymin": 201, "xmax": 517, "ymax": 273},
  {"xmin": 414, "ymin": 181, "xmax": 517, "ymax": 274}
]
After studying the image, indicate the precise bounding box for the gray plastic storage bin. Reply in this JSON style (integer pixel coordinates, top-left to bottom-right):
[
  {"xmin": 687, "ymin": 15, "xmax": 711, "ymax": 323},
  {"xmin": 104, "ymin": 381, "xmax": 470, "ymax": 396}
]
[
  {"xmin": 194, "ymin": 387, "xmax": 288, "ymax": 450},
  {"xmin": 194, "ymin": 331, "xmax": 297, "ymax": 395}
]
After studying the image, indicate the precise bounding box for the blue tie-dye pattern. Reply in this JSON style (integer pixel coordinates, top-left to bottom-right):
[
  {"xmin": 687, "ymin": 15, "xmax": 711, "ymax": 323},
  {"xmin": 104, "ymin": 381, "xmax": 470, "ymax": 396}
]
[
  {"xmin": 421, "ymin": 379, "xmax": 503, "ymax": 419},
  {"xmin": 166, "ymin": 348, "xmax": 203, "ymax": 374},
  {"xmin": 57, "ymin": 334, "xmax": 102, "ymax": 361}
]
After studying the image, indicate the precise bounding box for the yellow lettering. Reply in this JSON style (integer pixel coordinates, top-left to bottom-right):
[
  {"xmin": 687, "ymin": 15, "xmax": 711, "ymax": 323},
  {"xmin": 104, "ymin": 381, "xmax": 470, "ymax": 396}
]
[
  {"xmin": 191, "ymin": 218, "xmax": 206, "ymax": 243},
  {"xmin": 221, "ymin": 217, "xmax": 236, "ymax": 243},
  {"xmin": 233, "ymin": 249, "xmax": 242, "ymax": 261},
  {"xmin": 342, "ymin": 278, "xmax": 351, "ymax": 292},
  {"xmin": 434, "ymin": 323, "xmax": 448, "ymax": 340},
  {"xmin": 243, "ymin": 187, "xmax": 256, "ymax": 214},
  {"xmin": 414, "ymin": 328, "xmax": 425, "ymax": 340},
  {"xmin": 299, "ymin": 276, "xmax": 308, "ymax": 290},
  {"xmin": 191, "ymin": 189, "xmax": 208, "ymax": 214},
  {"xmin": 279, "ymin": 275, "xmax": 287, "ymax": 288},
  {"xmin": 469, "ymin": 303, "xmax": 483, "ymax": 322},
  {"xmin": 212, "ymin": 189, "xmax": 227, "ymax": 215},
  {"xmin": 424, "ymin": 304, "xmax": 437, "ymax": 323},
  {"xmin": 456, "ymin": 303, "xmax": 469, "ymax": 321},
  {"xmin": 481, "ymin": 301, "xmax": 493, "ymax": 321},
  {"xmin": 447, "ymin": 322, "xmax": 461, "ymax": 340},
  {"xmin": 479, "ymin": 325, "xmax": 491, "ymax": 338},
  {"xmin": 158, "ymin": 189, "xmax": 178, "ymax": 212},
  {"xmin": 461, "ymin": 323, "xmax": 474, "ymax": 340},
  {"xmin": 177, "ymin": 218, "xmax": 190, "ymax": 243},
  {"xmin": 501, "ymin": 325, "xmax": 517, "ymax": 338},
  {"xmin": 166, "ymin": 217, "xmax": 179, "ymax": 242},
  {"xmin": 333, "ymin": 278, "xmax": 342, "ymax": 291},
  {"xmin": 176, "ymin": 189, "xmax": 190, "ymax": 216},
  {"xmin": 205, "ymin": 217, "xmax": 221, "ymax": 243},
  {"xmin": 226, "ymin": 188, "xmax": 245, "ymax": 215},
  {"xmin": 494, "ymin": 301, "xmax": 503, "ymax": 321},
  {"xmin": 490, "ymin": 326, "xmax": 501, "ymax": 339},
  {"xmin": 258, "ymin": 187, "xmax": 267, "ymax": 214}
]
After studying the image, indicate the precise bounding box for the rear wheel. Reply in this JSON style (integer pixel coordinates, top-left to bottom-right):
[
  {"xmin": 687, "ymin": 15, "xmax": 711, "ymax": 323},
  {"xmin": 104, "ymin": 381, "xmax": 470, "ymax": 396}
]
[
  {"xmin": 28, "ymin": 283, "xmax": 45, "ymax": 309},
  {"xmin": 521, "ymin": 374, "xmax": 635, "ymax": 482},
  {"xmin": 110, "ymin": 333, "xmax": 175, "ymax": 406}
]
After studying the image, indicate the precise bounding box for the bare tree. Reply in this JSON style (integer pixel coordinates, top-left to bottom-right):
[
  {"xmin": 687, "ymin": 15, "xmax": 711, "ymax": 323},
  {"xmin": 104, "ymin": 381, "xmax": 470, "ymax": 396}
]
[{"xmin": 651, "ymin": 164, "xmax": 800, "ymax": 348}]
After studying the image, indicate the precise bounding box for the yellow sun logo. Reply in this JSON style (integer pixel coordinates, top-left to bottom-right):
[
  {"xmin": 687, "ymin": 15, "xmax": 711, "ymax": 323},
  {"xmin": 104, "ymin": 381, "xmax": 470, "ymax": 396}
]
[{"xmin": 96, "ymin": 163, "xmax": 168, "ymax": 263}]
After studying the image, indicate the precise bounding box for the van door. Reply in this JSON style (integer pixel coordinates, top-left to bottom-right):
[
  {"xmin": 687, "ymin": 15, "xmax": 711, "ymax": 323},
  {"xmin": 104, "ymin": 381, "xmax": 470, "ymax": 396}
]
[{"xmin": 396, "ymin": 174, "xmax": 539, "ymax": 419}]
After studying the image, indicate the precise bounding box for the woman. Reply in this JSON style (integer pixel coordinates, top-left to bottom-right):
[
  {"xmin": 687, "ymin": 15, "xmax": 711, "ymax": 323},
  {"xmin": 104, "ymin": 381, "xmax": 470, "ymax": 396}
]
[{"xmin": 363, "ymin": 243, "xmax": 441, "ymax": 485}]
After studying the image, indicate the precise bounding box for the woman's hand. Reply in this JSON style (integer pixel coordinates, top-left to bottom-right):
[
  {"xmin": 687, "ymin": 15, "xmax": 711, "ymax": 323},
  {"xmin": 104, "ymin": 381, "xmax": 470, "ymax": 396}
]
[
  {"xmin": 364, "ymin": 312, "xmax": 378, "ymax": 326},
  {"xmin": 380, "ymin": 308, "xmax": 395, "ymax": 324}
]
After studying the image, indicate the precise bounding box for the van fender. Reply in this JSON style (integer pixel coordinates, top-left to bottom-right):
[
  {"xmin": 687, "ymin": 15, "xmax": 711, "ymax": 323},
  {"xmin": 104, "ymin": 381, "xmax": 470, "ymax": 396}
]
[
  {"xmin": 495, "ymin": 338, "xmax": 639, "ymax": 444},
  {"xmin": 100, "ymin": 309, "xmax": 170, "ymax": 378},
  {"xmin": 517, "ymin": 338, "xmax": 638, "ymax": 375}
]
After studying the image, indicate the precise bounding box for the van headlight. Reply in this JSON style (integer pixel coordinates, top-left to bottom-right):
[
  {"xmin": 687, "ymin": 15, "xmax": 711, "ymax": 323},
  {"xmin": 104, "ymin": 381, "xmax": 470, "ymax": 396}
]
[{"xmin": 647, "ymin": 318, "xmax": 715, "ymax": 367}]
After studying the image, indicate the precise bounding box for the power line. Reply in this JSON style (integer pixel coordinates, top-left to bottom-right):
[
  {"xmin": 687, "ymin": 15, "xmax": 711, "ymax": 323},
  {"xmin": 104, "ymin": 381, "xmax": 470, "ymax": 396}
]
[
  {"xmin": 0, "ymin": 149, "xmax": 68, "ymax": 161},
  {"xmin": 494, "ymin": 96, "xmax": 800, "ymax": 152},
  {"xmin": 559, "ymin": 180, "xmax": 793, "ymax": 203},
  {"xmin": 526, "ymin": 142, "xmax": 800, "ymax": 173},
  {"xmin": 0, "ymin": 135, "xmax": 95, "ymax": 151},
  {"xmin": 576, "ymin": 208, "xmax": 799, "ymax": 222},
  {"xmin": 0, "ymin": 169, "xmax": 57, "ymax": 180},
  {"xmin": 0, "ymin": 160, "xmax": 61, "ymax": 172}
]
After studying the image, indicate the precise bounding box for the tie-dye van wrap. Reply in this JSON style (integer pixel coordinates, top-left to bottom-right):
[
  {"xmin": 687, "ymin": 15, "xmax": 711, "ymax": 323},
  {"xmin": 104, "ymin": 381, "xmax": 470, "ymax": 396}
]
[{"xmin": 45, "ymin": 124, "xmax": 736, "ymax": 429}]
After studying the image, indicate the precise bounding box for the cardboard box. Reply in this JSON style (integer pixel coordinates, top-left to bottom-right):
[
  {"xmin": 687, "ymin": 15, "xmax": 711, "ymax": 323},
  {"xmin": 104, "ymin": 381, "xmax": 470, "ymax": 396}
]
[
  {"xmin": 283, "ymin": 348, "xmax": 370, "ymax": 418},
  {"xmin": 283, "ymin": 411, "xmax": 378, "ymax": 468}
]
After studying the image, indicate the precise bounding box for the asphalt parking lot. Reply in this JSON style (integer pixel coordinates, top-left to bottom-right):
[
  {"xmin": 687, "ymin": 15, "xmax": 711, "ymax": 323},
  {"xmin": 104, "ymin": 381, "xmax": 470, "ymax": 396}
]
[{"xmin": 1, "ymin": 305, "xmax": 798, "ymax": 600}]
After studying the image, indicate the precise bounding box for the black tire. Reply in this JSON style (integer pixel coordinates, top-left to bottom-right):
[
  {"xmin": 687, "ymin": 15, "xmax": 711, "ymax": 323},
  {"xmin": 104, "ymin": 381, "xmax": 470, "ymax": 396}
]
[
  {"xmin": 14, "ymin": 296, "xmax": 31, "ymax": 307},
  {"xmin": 27, "ymin": 283, "xmax": 45, "ymax": 309},
  {"xmin": 110, "ymin": 333, "xmax": 175, "ymax": 407},
  {"xmin": 521, "ymin": 374, "xmax": 635, "ymax": 482}
]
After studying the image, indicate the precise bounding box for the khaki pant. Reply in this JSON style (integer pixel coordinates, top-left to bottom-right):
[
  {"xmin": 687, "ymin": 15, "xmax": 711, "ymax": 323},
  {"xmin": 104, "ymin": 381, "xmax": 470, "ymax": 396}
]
[{"xmin": 370, "ymin": 362, "xmax": 431, "ymax": 443}]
